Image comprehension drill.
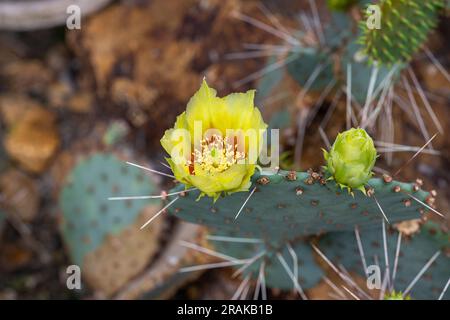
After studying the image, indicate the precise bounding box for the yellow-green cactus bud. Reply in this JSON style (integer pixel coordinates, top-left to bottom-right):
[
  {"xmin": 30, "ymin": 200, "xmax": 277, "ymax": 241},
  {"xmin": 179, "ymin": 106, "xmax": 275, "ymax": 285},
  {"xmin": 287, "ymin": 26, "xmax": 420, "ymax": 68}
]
[
  {"xmin": 161, "ymin": 80, "xmax": 268, "ymax": 201},
  {"xmin": 384, "ymin": 291, "xmax": 411, "ymax": 300},
  {"xmin": 323, "ymin": 128, "xmax": 377, "ymax": 194}
]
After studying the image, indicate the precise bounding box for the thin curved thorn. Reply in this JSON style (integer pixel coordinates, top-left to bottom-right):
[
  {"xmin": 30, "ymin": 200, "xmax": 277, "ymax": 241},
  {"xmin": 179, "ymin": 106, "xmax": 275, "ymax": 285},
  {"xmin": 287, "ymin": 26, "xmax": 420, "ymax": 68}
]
[
  {"xmin": 235, "ymin": 187, "xmax": 257, "ymax": 220},
  {"xmin": 159, "ymin": 161, "xmax": 171, "ymax": 170},
  {"xmin": 361, "ymin": 65, "xmax": 379, "ymax": 125},
  {"xmin": 373, "ymin": 195, "xmax": 390, "ymax": 223},
  {"xmin": 179, "ymin": 240, "xmax": 239, "ymax": 262},
  {"xmin": 231, "ymin": 10, "xmax": 300, "ymax": 46},
  {"xmin": 225, "ymin": 49, "xmax": 288, "ymax": 60},
  {"xmin": 256, "ymin": 2, "xmax": 291, "ymax": 35},
  {"xmin": 406, "ymin": 193, "xmax": 444, "ymax": 218},
  {"xmin": 403, "ymin": 251, "xmax": 441, "ymax": 297},
  {"xmin": 318, "ymin": 126, "xmax": 331, "ymax": 149},
  {"xmin": 382, "ymin": 219, "xmax": 391, "ymax": 289},
  {"xmin": 287, "ymin": 243, "xmax": 299, "ymax": 290},
  {"xmin": 259, "ymin": 261, "xmax": 267, "ymax": 300},
  {"xmin": 240, "ymin": 283, "xmax": 251, "ymax": 300},
  {"xmin": 233, "ymin": 54, "xmax": 298, "ymax": 88},
  {"xmin": 308, "ymin": 0, "xmax": 325, "ymax": 44},
  {"xmin": 323, "ymin": 276, "xmax": 346, "ymax": 299},
  {"xmin": 298, "ymin": 63, "xmax": 325, "ymax": 102},
  {"xmin": 424, "ymin": 47, "xmax": 450, "ymax": 83},
  {"xmin": 391, "ymin": 232, "xmax": 402, "ymax": 290},
  {"xmin": 339, "ymin": 264, "xmax": 373, "ymax": 300},
  {"xmin": 401, "ymin": 76, "xmax": 432, "ymax": 145},
  {"xmin": 393, "ymin": 133, "xmax": 438, "ymax": 177},
  {"xmin": 179, "ymin": 259, "xmax": 250, "ymax": 273},
  {"xmin": 407, "ymin": 67, "xmax": 443, "ymax": 134},
  {"xmin": 140, "ymin": 197, "xmax": 179, "ymax": 229},
  {"xmin": 109, "ymin": 188, "xmax": 196, "ymax": 201},
  {"xmin": 438, "ymin": 277, "xmax": 450, "ymax": 300},
  {"xmin": 232, "ymin": 274, "xmax": 252, "ymax": 300},
  {"xmin": 126, "ymin": 161, "xmax": 175, "ymax": 179},
  {"xmin": 276, "ymin": 252, "xmax": 307, "ymax": 300},
  {"xmin": 253, "ymin": 268, "xmax": 262, "ymax": 300},
  {"xmin": 206, "ymin": 235, "xmax": 263, "ymax": 244},
  {"xmin": 354, "ymin": 226, "xmax": 368, "ymax": 276},
  {"xmin": 312, "ymin": 244, "xmax": 372, "ymax": 300},
  {"xmin": 379, "ymin": 271, "xmax": 389, "ymax": 300},
  {"xmin": 342, "ymin": 286, "xmax": 360, "ymax": 300},
  {"xmin": 232, "ymin": 250, "xmax": 266, "ymax": 278}
]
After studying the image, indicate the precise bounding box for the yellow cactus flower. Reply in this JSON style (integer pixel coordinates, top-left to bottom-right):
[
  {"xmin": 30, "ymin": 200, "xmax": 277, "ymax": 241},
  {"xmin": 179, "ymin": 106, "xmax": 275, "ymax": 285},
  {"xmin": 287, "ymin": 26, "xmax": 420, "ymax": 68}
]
[{"xmin": 161, "ymin": 80, "xmax": 268, "ymax": 201}]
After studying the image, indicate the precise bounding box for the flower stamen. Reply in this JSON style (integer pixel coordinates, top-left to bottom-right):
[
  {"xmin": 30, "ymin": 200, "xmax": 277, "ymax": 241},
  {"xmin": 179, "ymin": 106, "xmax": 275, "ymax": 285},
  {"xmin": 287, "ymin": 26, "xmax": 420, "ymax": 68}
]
[{"xmin": 191, "ymin": 134, "xmax": 245, "ymax": 174}]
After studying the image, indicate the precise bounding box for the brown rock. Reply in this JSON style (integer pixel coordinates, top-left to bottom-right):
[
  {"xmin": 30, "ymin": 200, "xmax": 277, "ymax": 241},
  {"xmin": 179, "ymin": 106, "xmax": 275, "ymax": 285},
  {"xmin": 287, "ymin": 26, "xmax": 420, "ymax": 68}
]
[
  {"xmin": 0, "ymin": 95, "xmax": 42, "ymax": 127},
  {"xmin": 1, "ymin": 60, "xmax": 53, "ymax": 94},
  {"xmin": 4, "ymin": 106, "xmax": 59, "ymax": 173},
  {"xmin": 0, "ymin": 169, "xmax": 39, "ymax": 222}
]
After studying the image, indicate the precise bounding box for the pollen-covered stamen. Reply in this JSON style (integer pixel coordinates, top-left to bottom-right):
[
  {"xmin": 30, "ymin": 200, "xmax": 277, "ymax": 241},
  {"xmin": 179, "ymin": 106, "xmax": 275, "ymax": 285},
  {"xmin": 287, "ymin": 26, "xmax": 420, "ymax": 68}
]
[{"xmin": 191, "ymin": 134, "xmax": 245, "ymax": 174}]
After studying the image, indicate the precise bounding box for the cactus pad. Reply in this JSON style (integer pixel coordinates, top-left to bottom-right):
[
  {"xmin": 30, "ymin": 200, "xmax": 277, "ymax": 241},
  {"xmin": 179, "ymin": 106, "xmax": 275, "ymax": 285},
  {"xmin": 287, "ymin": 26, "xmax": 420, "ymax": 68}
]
[
  {"xmin": 286, "ymin": 49, "xmax": 335, "ymax": 92},
  {"xmin": 342, "ymin": 42, "xmax": 403, "ymax": 104},
  {"xmin": 170, "ymin": 170, "xmax": 430, "ymax": 240},
  {"xmin": 60, "ymin": 153, "xmax": 160, "ymax": 265},
  {"xmin": 359, "ymin": 0, "xmax": 445, "ymax": 64},
  {"xmin": 318, "ymin": 221, "xmax": 449, "ymax": 299},
  {"xmin": 210, "ymin": 232, "xmax": 323, "ymax": 291}
]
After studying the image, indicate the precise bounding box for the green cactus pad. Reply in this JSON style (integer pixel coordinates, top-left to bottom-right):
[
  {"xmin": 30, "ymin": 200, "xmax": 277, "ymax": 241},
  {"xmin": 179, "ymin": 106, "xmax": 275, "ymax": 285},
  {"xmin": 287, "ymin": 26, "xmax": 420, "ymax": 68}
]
[
  {"xmin": 342, "ymin": 42, "xmax": 404, "ymax": 104},
  {"xmin": 323, "ymin": 12, "xmax": 353, "ymax": 49},
  {"xmin": 170, "ymin": 170, "xmax": 429, "ymax": 240},
  {"xmin": 59, "ymin": 153, "xmax": 159, "ymax": 265},
  {"xmin": 286, "ymin": 49, "xmax": 335, "ymax": 92},
  {"xmin": 359, "ymin": 0, "xmax": 445, "ymax": 64},
  {"xmin": 256, "ymin": 56, "xmax": 286, "ymax": 103},
  {"xmin": 209, "ymin": 231, "xmax": 323, "ymax": 291},
  {"xmin": 318, "ymin": 221, "xmax": 449, "ymax": 299}
]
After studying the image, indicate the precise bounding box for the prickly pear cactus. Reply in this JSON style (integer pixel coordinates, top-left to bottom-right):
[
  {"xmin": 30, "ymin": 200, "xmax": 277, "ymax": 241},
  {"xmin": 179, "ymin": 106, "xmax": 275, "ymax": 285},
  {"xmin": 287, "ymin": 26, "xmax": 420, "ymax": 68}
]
[
  {"xmin": 341, "ymin": 42, "xmax": 404, "ymax": 104},
  {"xmin": 169, "ymin": 169, "xmax": 432, "ymax": 292},
  {"xmin": 59, "ymin": 153, "xmax": 163, "ymax": 296},
  {"xmin": 318, "ymin": 221, "xmax": 449, "ymax": 299},
  {"xmin": 359, "ymin": 0, "xmax": 445, "ymax": 64},
  {"xmin": 171, "ymin": 171, "xmax": 430, "ymax": 239},
  {"xmin": 286, "ymin": 49, "xmax": 335, "ymax": 93},
  {"xmin": 210, "ymin": 233, "xmax": 323, "ymax": 291}
]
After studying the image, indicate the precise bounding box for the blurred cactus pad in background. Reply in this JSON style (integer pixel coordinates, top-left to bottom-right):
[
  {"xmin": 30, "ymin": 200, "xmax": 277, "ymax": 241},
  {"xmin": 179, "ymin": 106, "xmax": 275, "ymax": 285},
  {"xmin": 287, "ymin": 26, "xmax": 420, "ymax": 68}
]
[{"xmin": 0, "ymin": 0, "xmax": 448, "ymax": 300}]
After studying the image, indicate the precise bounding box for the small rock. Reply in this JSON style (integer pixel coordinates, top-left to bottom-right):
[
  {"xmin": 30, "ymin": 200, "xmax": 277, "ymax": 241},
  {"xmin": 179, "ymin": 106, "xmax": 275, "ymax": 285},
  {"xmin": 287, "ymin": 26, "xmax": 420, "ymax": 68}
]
[
  {"xmin": 4, "ymin": 106, "xmax": 59, "ymax": 173},
  {"xmin": 0, "ymin": 95, "xmax": 42, "ymax": 127},
  {"xmin": 0, "ymin": 169, "xmax": 39, "ymax": 222}
]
